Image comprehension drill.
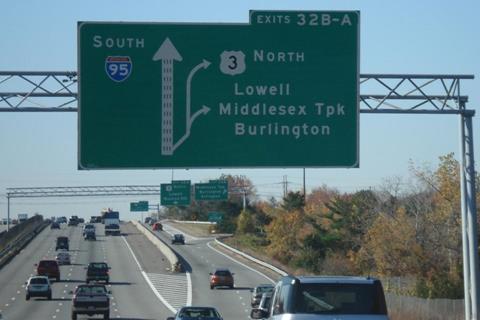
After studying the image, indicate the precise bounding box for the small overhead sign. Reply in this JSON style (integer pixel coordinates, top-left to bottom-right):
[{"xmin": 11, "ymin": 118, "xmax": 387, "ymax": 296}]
[{"xmin": 161, "ymin": 180, "xmax": 191, "ymax": 206}]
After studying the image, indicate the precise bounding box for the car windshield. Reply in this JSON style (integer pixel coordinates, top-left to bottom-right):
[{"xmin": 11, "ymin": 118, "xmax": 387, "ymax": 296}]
[
  {"xmin": 39, "ymin": 261, "xmax": 57, "ymax": 267},
  {"xmin": 30, "ymin": 278, "xmax": 48, "ymax": 284},
  {"xmin": 294, "ymin": 283, "xmax": 387, "ymax": 315},
  {"xmin": 179, "ymin": 307, "xmax": 219, "ymax": 318},
  {"xmin": 257, "ymin": 286, "xmax": 273, "ymax": 293},
  {"xmin": 90, "ymin": 263, "xmax": 108, "ymax": 269},
  {"xmin": 76, "ymin": 286, "xmax": 107, "ymax": 295},
  {"xmin": 214, "ymin": 270, "xmax": 230, "ymax": 276}
]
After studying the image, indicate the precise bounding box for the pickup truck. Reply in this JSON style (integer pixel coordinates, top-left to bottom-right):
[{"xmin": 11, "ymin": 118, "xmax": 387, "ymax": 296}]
[{"xmin": 71, "ymin": 284, "xmax": 110, "ymax": 320}]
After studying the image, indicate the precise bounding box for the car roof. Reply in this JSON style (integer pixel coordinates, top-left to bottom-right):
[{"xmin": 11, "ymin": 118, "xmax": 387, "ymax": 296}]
[
  {"xmin": 291, "ymin": 275, "xmax": 379, "ymax": 284},
  {"xmin": 29, "ymin": 275, "xmax": 49, "ymax": 280},
  {"xmin": 214, "ymin": 268, "xmax": 231, "ymax": 272},
  {"xmin": 76, "ymin": 284, "xmax": 107, "ymax": 288}
]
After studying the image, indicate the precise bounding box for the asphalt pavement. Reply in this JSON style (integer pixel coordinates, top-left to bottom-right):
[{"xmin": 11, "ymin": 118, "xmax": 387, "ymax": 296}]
[
  {"xmin": 143, "ymin": 221, "xmax": 277, "ymax": 320},
  {"xmin": 0, "ymin": 220, "xmax": 279, "ymax": 320}
]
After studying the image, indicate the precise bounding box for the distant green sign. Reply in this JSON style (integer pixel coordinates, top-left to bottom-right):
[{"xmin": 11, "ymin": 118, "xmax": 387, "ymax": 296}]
[
  {"xmin": 195, "ymin": 180, "xmax": 228, "ymax": 201},
  {"xmin": 130, "ymin": 201, "xmax": 149, "ymax": 212},
  {"xmin": 78, "ymin": 10, "xmax": 359, "ymax": 169},
  {"xmin": 161, "ymin": 181, "xmax": 191, "ymax": 206},
  {"xmin": 208, "ymin": 212, "xmax": 224, "ymax": 223}
]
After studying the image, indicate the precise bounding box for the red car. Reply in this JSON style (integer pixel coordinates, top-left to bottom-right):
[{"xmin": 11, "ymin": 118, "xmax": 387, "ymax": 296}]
[
  {"xmin": 36, "ymin": 260, "xmax": 60, "ymax": 281},
  {"xmin": 153, "ymin": 222, "xmax": 163, "ymax": 231},
  {"xmin": 210, "ymin": 268, "xmax": 234, "ymax": 289}
]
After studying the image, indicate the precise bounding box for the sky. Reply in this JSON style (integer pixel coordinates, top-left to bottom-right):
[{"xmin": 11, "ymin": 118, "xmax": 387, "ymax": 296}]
[{"xmin": 0, "ymin": 0, "xmax": 479, "ymax": 221}]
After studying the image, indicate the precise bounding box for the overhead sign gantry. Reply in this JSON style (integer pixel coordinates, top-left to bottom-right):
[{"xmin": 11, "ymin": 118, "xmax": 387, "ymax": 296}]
[{"xmin": 78, "ymin": 10, "xmax": 359, "ymax": 169}]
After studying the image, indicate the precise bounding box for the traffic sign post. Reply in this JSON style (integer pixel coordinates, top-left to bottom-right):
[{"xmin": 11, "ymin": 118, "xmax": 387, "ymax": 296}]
[
  {"xmin": 161, "ymin": 181, "xmax": 191, "ymax": 206},
  {"xmin": 195, "ymin": 180, "xmax": 228, "ymax": 201},
  {"xmin": 130, "ymin": 201, "xmax": 149, "ymax": 211},
  {"xmin": 79, "ymin": 11, "xmax": 359, "ymax": 169}
]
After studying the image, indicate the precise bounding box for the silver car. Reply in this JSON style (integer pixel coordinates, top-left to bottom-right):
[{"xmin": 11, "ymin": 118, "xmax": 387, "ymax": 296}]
[
  {"xmin": 25, "ymin": 276, "xmax": 52, "ymax": 300},
  {"xmin": 55, "ymin": 251, "xmax": 71, "ymax": 265},
  {"xmin": 252, "ymin": 276, "xmax": 389, "ymax": 320}
]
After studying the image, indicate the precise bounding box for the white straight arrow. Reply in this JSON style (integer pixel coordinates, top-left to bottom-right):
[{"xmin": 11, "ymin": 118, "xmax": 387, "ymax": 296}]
[{"xmin": 153, "ymin": 38, "xmax": 182, "ymax": 156}]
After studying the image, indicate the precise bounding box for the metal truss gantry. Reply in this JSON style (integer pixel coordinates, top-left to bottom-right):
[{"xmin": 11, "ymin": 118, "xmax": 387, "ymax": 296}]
[
  {"xmin": 6, "ymin": 185, "xmax": 161, "ymax": 198},
  {"xmin": 0, "ymin": 71, "xmax": 473, "ymax": 114},
  {"xmin": 1, "ymin": 71, "xmax": 478, "ymax": 320}
]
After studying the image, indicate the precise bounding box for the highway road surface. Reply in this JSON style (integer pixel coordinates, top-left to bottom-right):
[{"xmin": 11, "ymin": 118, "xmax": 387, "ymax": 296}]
[{"xmin": 0, "ymin": 221, "xmax": 278, "ymax": 320}]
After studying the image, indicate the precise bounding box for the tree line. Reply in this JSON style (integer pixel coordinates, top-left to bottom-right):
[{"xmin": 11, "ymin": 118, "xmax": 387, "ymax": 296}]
[{"xmin": 163, "ymin": 154, "xmax": 480, "ymax": 299}]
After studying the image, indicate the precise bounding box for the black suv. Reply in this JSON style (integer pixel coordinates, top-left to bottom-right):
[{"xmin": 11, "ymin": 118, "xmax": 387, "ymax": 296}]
[
  {"xmin": 171, "ymin": 234, "xmax": 185, "ymax": 245},
  {"xmin": 55, "ymin": 236, "xmax": 69, "ymax": 251},
  {"xmin": 86, "ymin": 262, "xmax": 110, "ymax": 283},
  {"xmin": 251, "ymin": 275, "xmax": 389, "ymax": 320}
]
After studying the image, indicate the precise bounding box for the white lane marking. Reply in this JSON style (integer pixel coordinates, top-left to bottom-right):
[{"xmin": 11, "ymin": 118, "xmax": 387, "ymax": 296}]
[
  {"xmin": 146, "ymin": 273, "xmax": 188, "ymax": 311},
  {"xmin": 206, "ymin": 241, "xmax": 275, "ymax": 284},
  {"xmin": 121, "ymin": 236, "xmax": 176, "ymax": 314},
  {"xmin": 11, "ymin": 297, "xmax": 15, "ymax": 301},
  {"xmin": 121, "ymin": 236, "xmax": 142, "ymax": 270},
  {"xmin": 186, "ymin": 272, "xmax": 192, "ymax": 306},
  {"xmin": 16, "ymin": 291, "xmax": 20, "ymax": 294}
]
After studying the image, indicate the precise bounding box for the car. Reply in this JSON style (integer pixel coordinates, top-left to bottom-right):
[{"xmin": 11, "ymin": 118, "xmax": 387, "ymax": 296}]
[
  {"xmin": 251, "ymin": 284, "xmax": 274, "ymax": 307},
  {"xmin": 250, "ymin": 275, "xmax": 389, "ymax": 320},
  {"xmin": 25, "ymin": 276, "xmax": 52, "ymax": 300},
  {"xmin": 82, "ymin": 223, "xmax": 95, "ymax": 236},
  {"xmin": 153, "ymin": 222, "xmax": 163, "ymax": 231},
  {"xmin": 68, "ymin": 218, "xmax": 78, "ymax": 226},
  {"xmin": 56, "ymin": 236, "xmax": 69, "ymax": 250},
  {"xmin": 36, "ymin": 260, "xmax": 60, "ymax": 281},
  {"xmin": 148, "ymin": 218, "xmax": 157, "ymax": 226},
  {"xmin": 251, "ymin": 292, "xmax": 273, "ymax": 319},
  {"xmin": 57, "ymin": 216, "xmax": 67, "ymax": 224},
  {"xmin": 56, "ymin": 251, "xmax": 71, "ymax": 265},
  {"xmin": 71, "ymin": 284, "xmax": 110, "ymax": 320},
  {"xmin": 167, "ymin": 306, "xmax": 223, "ymax": 320},
  {"xmin": 50, "ymin": 221, "xmax": 60, "ymax": 229},
  {"xmin": 209, "ymin": 268, "xmax": 234, "ymax": 289},
  {"xmin": 144, "ymin": 217, "xmax": 152, "ymax": 224},
  {"xmin": 78, "ymin": 217, "xmax": 85, "ymax": 223},
  {"xmin": 86, "ymin": 262, "xmax": 110, "ymax": 283},
  {"xmin": 171, "ymin": 234, "xmax": 185, "ymax": 245},
  {"xmin": 84, "ymin": 229, "xmax": 96, "ymax": 241},
  {"xmin": 90, "ymin": 216, "xmax": 101, "ymax": 223}
]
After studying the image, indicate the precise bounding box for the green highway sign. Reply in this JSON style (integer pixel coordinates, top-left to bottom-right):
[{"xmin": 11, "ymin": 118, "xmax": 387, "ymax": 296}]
[
  {"xmin": 161, "ymin": 181, "xmax": 191, "ymax": 206},
  {"xmin": 195, "ymin": 180, "xmax": 228, "ymax": 201},
  {"xmin": 130, "ymin": 201, "xmax": 149, "ymax": 212},
  {"xmin": 208, "ymin": 212, "xmax": 224, "ymax": 223},
  {"xmin": 79, "ymin": 11, "xmax": 359, "ymax": 169}
]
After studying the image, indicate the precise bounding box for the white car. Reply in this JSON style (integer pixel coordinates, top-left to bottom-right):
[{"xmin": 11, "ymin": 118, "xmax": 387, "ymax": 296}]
[
  {"xmin": 25, "ymin": 276, "xmax": 52, "ymax": 300},
  {"xmin": 56, "ymin": 251, "xmax": 71, "ymax": 265}
]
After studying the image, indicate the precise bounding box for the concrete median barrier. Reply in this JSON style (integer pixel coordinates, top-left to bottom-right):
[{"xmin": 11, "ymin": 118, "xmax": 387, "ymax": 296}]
[{"xmin": 131, "ymin": 220, "xmax": 180, "ymax": 272}]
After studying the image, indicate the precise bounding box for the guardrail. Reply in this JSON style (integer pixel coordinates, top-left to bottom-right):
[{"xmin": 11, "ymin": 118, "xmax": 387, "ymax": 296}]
[
  {"xmin": 131, "ymin": 220, "xmax": 181, "ymax": 272},
  {"xmin": 0, "ymin": 218, "xmax": 48, "ymax": 269},
  {"xmin": 170, "ymin": 219, "xmax": 216, "ymax": 225},
  {"xmin": 214, "ymin": 238, "xmax": 288, "ymax": 277}
]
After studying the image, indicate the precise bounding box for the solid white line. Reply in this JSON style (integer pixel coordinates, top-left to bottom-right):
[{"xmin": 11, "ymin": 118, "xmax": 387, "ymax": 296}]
[
  {"xmin": 121, "ymin": 236, "xmax": 142, "ymax": 271},
  {"xmin": 121, "ymin": 236, "xmax": 176, "ymax": 314},
  {"xmin": 206, "ymin": 242, "xmax": 275, "ymax": 284},
  {"xmin": 186, "ymin": 272, "xmax": 192, "ymax": 306},
  {"xmin": 142, "ymin": 271, "xmax": 177, "ymax": 314}
]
